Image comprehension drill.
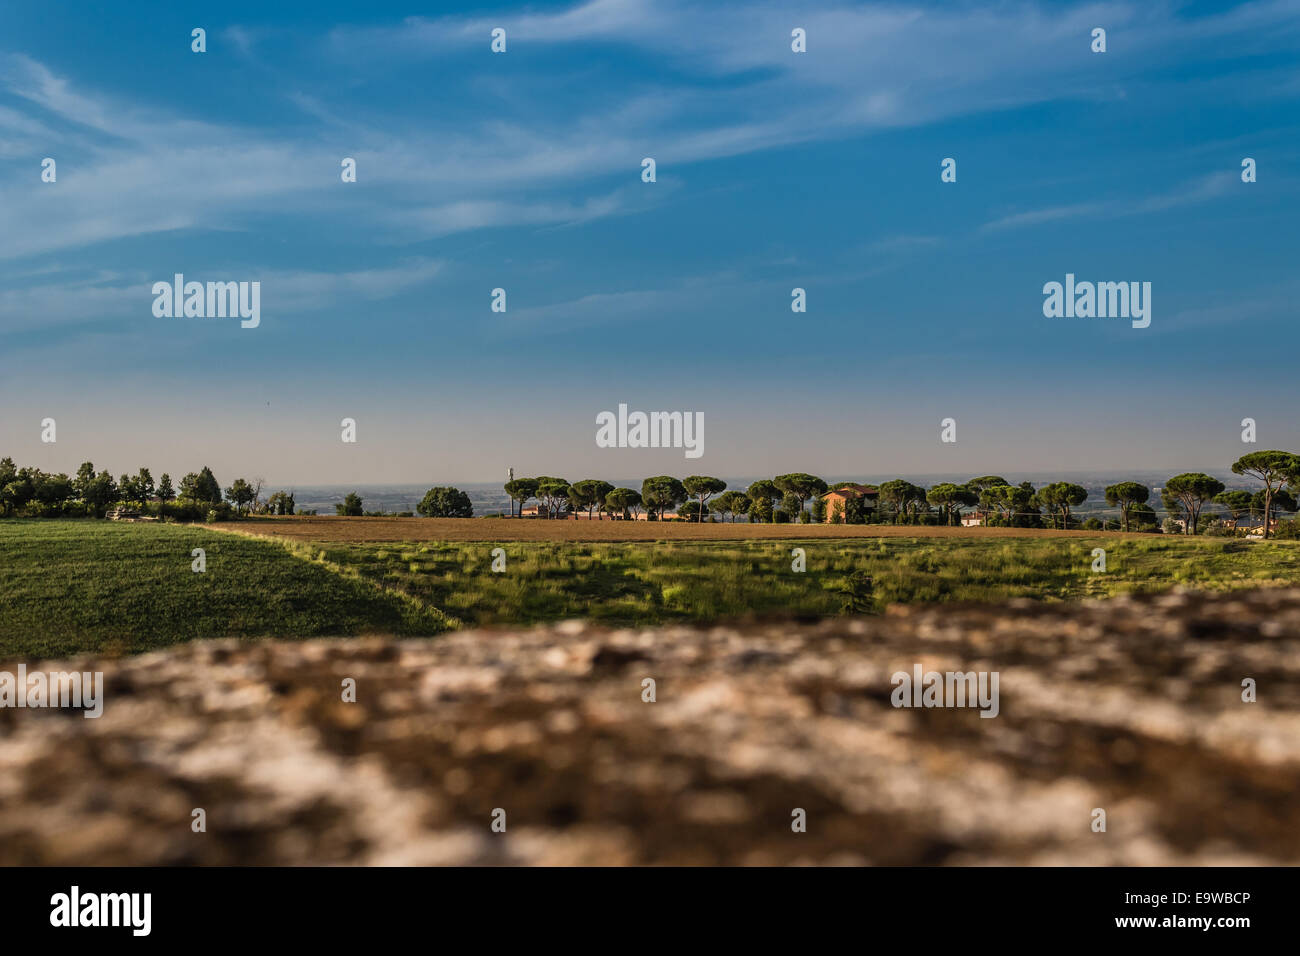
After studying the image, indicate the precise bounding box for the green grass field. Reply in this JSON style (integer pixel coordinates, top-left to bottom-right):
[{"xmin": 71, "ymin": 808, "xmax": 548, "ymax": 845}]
[
  {"xmin": 0, "ymin": 521, "xmax": 454, "ymax": 658},
  {"xmin": 3, "ymin": 520, "xmax": 1299, "ymax": 657},
  {"xmin": 314, "ymin": 534, "xmax": 1300, "ymax": 626}
]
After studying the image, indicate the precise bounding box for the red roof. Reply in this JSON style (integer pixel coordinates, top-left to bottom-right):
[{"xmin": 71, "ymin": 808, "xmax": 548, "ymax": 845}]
[{"xmin": 820, "ymin": 484, "xmax": 878, "ymax": 499}]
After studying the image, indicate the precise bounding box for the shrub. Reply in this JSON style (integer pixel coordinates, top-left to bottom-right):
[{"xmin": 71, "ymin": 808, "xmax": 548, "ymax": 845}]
[
  {"xmin": 839, "ymin": 572, "xmax": 876, "ymax": 615},
  {"xmin": 417, "ymin": 487, "xmax": 473, "ymax": 518}
]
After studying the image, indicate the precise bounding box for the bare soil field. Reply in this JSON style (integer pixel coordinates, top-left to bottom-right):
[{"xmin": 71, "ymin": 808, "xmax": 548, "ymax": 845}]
[{"xmin": 235, "ymin": 515, "xmax": 1133, "ymax": 543}]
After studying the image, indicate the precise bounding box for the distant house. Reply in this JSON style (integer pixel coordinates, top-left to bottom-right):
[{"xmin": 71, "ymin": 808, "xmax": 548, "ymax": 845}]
[
  {"xmin": 518, "ymin": 505, "xmax": 618, "ymax": 520},
  {"xmin": 1233, "ymin": 517, "xmax": 1281, "ymax": 537},
  {"xmin": 519, "ymin": 505, "xmax": 571, "ymax": 519},
  {"xmin": 818, "ymin": 484, "xmax": 878, "ymax": 523},
  {"xmin": 960, "ymin": 512, "xmax": 987, "ymax": 527}
]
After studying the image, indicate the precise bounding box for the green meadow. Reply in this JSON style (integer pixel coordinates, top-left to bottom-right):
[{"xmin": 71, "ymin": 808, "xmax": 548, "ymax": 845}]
[
  {"xmin": 2, "ymin": 520, "xmax": 1299, "ymax": 657},
  {"xmin": 0, "ymin": 520, "xmax": 453, "ymax": 658},
  {"xmin": 315, "ymin": 534, "xmax": 1300, "ymax": 627}
]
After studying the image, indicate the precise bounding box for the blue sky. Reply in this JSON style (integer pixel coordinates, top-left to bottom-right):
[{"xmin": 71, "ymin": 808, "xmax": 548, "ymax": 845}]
[{"xmin": 1, "ymin": 0, "xmax": 1297, "ymax": 486}]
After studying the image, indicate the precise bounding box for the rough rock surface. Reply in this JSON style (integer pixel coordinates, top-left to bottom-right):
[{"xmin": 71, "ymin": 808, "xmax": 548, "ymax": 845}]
[{"xmin": 2, "ymin": 587, "xmax": 1298, "ymax": 866}]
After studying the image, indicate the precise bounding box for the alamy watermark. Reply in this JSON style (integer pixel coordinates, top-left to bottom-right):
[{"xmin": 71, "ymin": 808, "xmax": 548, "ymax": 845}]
[
  {"xmin": 0, "ymin": 665, "xmax": 104, "ymax": 718},
  {"xmin": 891, "ymin": 663, "xmax": 999, "ymax": 718},
  {"xmin": 50, "ymin": 886, "xmax": 150, "ymax": 935},
  {"xmin": 1042, "ymin": 274, "xmax": 1150, "ymax": 328},
  {"xmin": 152, "ymin": 274, "xmax": 260, "ymax": 328},
  {"xmin": 596, "ymin": 403, "xmax": 704, "ymax": 459}
]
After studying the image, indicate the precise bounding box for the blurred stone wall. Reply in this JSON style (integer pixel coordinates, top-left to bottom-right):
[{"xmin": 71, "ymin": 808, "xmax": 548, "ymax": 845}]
[{"xmin": 2, "ymin": 587, "xmax": 1297, "ymax": 865}]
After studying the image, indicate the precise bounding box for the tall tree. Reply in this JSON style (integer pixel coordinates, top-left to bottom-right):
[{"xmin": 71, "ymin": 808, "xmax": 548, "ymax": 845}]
[
  {"xmin": 225, "ymin": 478, "xmax": 256, "ymax": 515},
  {"xmin": 85, "ymin": 470, "xmax": 117, "ymax": 517},
  {"xmin": 1251, "ymin": 488, "xmax": 1295, "ymax": 530},
  {"xmin": 1038, "ymin": 482, "xmax": 1088, "ymax": 530},
  {"xmin": 1163, "ymin": 473, "xmax": 1225, "ymax": 535},
  {"xmin": 569, "ymin": 479, "xmax": 615, "ymax": 519},
  {"xmin": 535, "ymin": 477, "xmax": 571, "ymax": 519},
  {"xmin": 336, "ymin": 492, "xmax": 364, "ymax": 516},
  {"xmin": 712, "ymin": 490, "xmax": 750, "ymax": 523},
  {"xmin": 504, "ymin": 478, "xmax": 539, "ymax": 517},
  {"xmin": 982, "ymin": 482, "xmax": 1034, "ymax": 526},
  {"xmin": 266, "ymin": 490, "xmax": 296, "ymax": 515},
  {"xmin": 677, "ymin": 500, "xmax": 711, "ymax": 522},
  {"xmin": 641, "ymin": 476, "xmax": 686, "ymax": 520},
  {"xmin": 682, "ymin": 476, "xmax": 726, "ymax": 523},
  {"xmin": 878, "ymin": 479, "xmax": 926, "ymax": 524},
  {"xmin": 0, "ymin": 482, "xmax": 20, "ymax": 517},
  {"xmin": 178, "ymin": 472, "xmax": 201, "ymax": 500},
  {"xmin": 135, "ymin": 468, "xmax": 155, "ymax": 507},
  {"xmin": 745, "ymin": 480, "xmax": 780, "ymax": 523},
  {"xmin": 773, "ymin": 473, "xmax": 827, "ymax": 523},
  {"xmin": 34, "ymin": 472, "xmax": 74, "ymax": 508},
  {"xmin": 1232, "ymin": 451, "xmax": 1298, "ymax": 540},
  {"xmin": 73, "ymin": 461, "xmax": 94, "ymax": 500},
  {"xmin": 967, "ymin": 476, "xmax": 1009, "ymax": 494},
  {"xmin": 156, "ymin": 473, "xmax": 176, "ymax": 509},
  {"xmin": 603, "ymin": 487, "xmax": 642, "ymax": 520},
  {"xmin": 1104, "ymin": 481, "xmax": 1150, "ymax": 532},
  {"xmin": 181, "ymin": 466, "xmax": 222, "ymax": 505},
  {"xmin": 926, "ymin": 483, "xmax": 978, "ymax": 526},
  {"xmin": 974, "ymin": 478, "xmax": 1011, "ymax": 517}
]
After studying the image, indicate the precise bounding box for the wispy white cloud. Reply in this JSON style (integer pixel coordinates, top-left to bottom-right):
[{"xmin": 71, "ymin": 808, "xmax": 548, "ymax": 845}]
[
  {"xmin": 326, "ymin": 0, "xmax": 1299, "ymax": 135},
  {"xmin": 1, "ymin": 1, "xmax": 1296, "ymax": 264},
  {"xmin": 981, "ymin": 201, "xmax": 1110, "ymax": 232},
  {"xmin": 865, "ymin": 234, "xmax": 942, "ymax": 253},
  {"xmin": 502, "ymin": 270, "xmax": 753, "ymax": 332},
  {"xmin": 258, "ymin": 259, "xmax": 445, "ymax": 311},
  {"xmin": 981, "ymin": 172, "xmax": 1238, "ymax": 232}
]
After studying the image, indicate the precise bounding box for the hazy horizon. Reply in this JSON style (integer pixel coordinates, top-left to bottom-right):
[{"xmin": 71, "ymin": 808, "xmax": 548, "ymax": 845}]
[{"xmin": 0, "ymin": 452, "xmax": 1275, "ymax": 492}]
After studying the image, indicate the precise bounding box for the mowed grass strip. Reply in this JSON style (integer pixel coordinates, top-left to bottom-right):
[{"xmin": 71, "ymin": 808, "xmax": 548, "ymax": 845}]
[
  {"xmin": 311, "ymin": 535, "xmax": 1300, "ymax": 628},
  {"xmin": 0, "ymin": 520, "xmax": 453, "ymax": 658}
]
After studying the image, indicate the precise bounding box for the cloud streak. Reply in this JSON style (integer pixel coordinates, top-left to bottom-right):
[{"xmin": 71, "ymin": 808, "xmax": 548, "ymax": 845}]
[{"xmin": 2, "ymin": 1, "xmax": 1296, "ymax": 265}]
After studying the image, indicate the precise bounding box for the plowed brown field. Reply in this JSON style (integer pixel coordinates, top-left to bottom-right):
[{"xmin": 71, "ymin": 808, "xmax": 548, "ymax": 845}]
[{"xmin": 232, "ymin": 515, "xmax": 1127, "ymax": 543}]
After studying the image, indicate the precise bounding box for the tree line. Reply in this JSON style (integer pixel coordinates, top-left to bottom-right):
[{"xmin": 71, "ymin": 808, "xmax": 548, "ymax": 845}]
[
  {"xmin": 0, "ymin": 456, "xmax": 481, "ymax": 524},
  {"xmin": 501, "ymin": 452, "xmax": 1300, "ymax": 539},
  {"xmin": 0, "ymin": 459, "xmax": 298, "ymax": 521},
  {"xmin": 332, "ymin": 487, "xmax": 474, "ymax": 518},
  {"xmin": 504, "ymin": 474, "xmax": 827, "ymax": 523},
  {"xmin": 4, "ymin": 451, "xmax": 1298, "ymax": 540}
]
